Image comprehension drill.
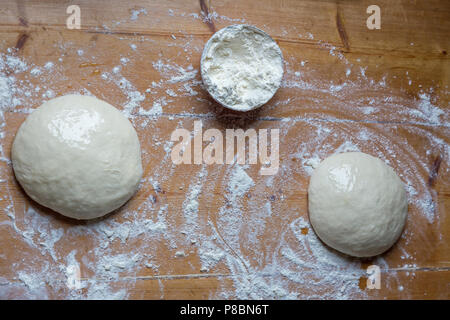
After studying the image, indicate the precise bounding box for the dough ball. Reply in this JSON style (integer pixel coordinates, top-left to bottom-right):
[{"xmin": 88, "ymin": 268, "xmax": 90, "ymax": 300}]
[
  {"xmin": 12, "ymin": 94, "xmax": 143, "ymax": 220},
  {"xmin": 308, "ymin": 152, "xmax": 407, "ymax": 257}
]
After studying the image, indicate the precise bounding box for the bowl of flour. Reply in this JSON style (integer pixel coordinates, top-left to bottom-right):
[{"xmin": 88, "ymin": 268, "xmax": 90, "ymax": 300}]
[{"xmin": 200, "ymin": 24, "xmax": 284, "ymax": 112}]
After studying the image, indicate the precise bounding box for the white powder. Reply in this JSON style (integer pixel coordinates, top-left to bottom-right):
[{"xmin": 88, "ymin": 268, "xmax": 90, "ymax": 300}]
[
  {"xmin": 44, "ymin": 62, "xmax": 54, "ymax": 70},
  {"xmin": 30, "ymin": 67, "xmax": 42, "ymax": 76},
  {"xmin": 6, "ymin": 55, "xmax": 28, "ymax": 73},
  {"xmin": 0, "ymin": 76, "xmax": 14, "ymax": 109},
  {"xmin": 201, "ymin": 25, "xmax": 283, "ymax": 111},
  {"xmin": 153, "ymin": 60, "xmax": 197, "ymax": 84},
  {"xmin": 130, "ymin": 8, "xmax": 147, "ymax": 21},
  {"xmin": 165, "ymin": 89, "xmax": 177, "ymax": 97},
  {"xmin": 227, "ymin": 165, "xmax": 254, "ymax": 202},
  {"xmin": 101, "ymin": 65, "xmax": 146, "ymax": 118},
  {"xmin": 137, "ymin": 98, "xmax": 166, "ymax": 117},
  {"xmin": 414, "ymin": 93, "xmax": 444, "ymax": 125},
  {"xmin": 175, "ymin": 250, "xmax": 186, "ymax": 258},
  {"xmin": 0, "ymin": 54, "xmax": 31, "ymax": 111}
]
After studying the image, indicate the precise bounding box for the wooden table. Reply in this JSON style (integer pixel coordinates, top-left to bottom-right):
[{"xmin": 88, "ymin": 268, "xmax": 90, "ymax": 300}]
[{"xmin": 0, "ymin": 0, "xmax": 448, "ymax": 299}]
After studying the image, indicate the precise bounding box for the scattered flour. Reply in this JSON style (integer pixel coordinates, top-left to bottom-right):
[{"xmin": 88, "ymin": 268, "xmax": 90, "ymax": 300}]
[{"xmin": 130, "ymin": 8, "xmax": 148, "ymax": 21}]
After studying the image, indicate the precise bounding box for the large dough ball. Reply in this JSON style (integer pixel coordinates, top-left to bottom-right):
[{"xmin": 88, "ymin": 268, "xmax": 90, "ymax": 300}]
[
  {"xmin": 308, "ymin": 152, "xmax": 407, "ymax": 257},
  {"xmin": 12, "ymin": 94, "xmax": 143, "ymax": 220}
]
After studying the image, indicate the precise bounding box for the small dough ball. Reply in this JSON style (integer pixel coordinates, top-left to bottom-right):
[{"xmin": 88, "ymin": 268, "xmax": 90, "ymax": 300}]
[
  {"xmin": 308, "ymin": 152, "xmax": 407, "ymax": 257},
  {"xmin": 12, "ymin": 94, "xmax": 143, "ymax": 220}
]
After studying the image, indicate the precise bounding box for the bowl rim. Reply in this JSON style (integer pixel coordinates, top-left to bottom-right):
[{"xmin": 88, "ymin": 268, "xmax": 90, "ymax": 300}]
[{"xmin": 200, "ymin": 24, "xmax": 284, "ymax": 112}]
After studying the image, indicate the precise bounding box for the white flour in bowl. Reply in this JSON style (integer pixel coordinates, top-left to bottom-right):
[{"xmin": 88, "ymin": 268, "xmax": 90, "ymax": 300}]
[{"xmin": 201, "ymin": 25, "xmax": 284, "ymax": 111}]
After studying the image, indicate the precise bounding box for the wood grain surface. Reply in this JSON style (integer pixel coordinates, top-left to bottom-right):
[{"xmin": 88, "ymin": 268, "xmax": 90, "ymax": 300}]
[{"xmin": 0, "ymin": 0, "xmax": 448, "ymax": 299}]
